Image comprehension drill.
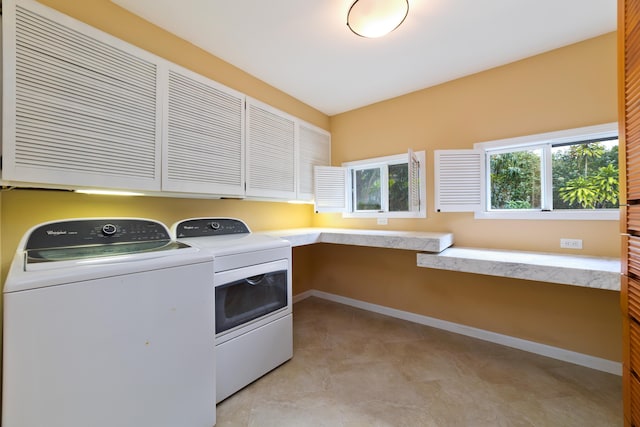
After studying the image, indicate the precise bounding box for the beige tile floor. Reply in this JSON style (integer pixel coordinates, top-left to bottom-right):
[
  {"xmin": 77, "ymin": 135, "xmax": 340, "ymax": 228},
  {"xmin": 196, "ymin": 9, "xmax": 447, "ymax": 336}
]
[{"xmin": 216, "ymin": 297, "xmax": 622, "ymax": 426}]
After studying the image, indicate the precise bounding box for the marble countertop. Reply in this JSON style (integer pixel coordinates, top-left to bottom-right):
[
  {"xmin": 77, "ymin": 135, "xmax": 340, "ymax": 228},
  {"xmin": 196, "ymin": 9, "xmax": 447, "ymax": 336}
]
[
  {"xmin": 417, "ymin": 247, "xmax": 621, "ymax": 291},
  {"xmin": 258, "ymin": 227, "xmax": 620, "ymax": 291},
  {"xmin": 259, "ymin": 228, "xmax": 454, "ymax": 253}
]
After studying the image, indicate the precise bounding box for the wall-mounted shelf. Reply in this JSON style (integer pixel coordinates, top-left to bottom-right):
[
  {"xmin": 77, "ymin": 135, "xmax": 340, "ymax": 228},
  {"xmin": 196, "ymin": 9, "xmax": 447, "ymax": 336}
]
[
  {"xmin": 260, "ymin": 228, "xmax": 453, "ymax": 253},
  {"xmin": 417, "ymin": 247, "xmax": 620, "ymax": 291},
  {"xmin": 262, "ymin": 228, "xmax": 620, "ymax": 291}
]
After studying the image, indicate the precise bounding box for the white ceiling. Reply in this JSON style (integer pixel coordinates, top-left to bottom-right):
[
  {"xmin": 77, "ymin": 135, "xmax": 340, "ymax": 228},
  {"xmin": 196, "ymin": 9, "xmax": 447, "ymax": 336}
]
[{"xmin": 111, "ymin": 0, "xmax": 616, "ymax": 116}]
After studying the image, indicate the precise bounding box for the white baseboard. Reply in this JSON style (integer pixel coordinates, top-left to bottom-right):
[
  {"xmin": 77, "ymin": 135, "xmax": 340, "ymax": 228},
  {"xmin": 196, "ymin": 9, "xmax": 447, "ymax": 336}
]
[
  {"xmin": 292, "ymin": 290, "xmax": 315, "ymax": 304},
  {"xmin": 293, "ymin": 290, "xmax": 622, "ymax": 376}
]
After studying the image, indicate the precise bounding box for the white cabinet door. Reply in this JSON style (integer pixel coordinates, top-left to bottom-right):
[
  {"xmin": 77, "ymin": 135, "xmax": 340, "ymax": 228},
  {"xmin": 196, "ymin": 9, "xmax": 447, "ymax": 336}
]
[
  {"xmin": 162, "ymin": 66, "xmax": 245, "ymax": 196},
  {"xmin": 2, "ymin": 0, "xmax": 162, "ymax": 191},
  {"xmin": 297, "ymin": 121, "xmax": 331, "ymax": 201},
  {"xmin": 245, "ymin": 98, "xmax": 296, "ymax": 199}
]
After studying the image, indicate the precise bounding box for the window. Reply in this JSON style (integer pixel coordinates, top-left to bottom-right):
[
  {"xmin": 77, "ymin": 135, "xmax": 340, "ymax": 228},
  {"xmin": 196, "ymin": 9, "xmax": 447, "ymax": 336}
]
[
  {"xmin": 434, "ymin": 123, "xmax": 619, "ymax": 220},
  {"xmin": 488, "ymin": 146, "xmax": 543, "ymax": 210},
  {"xmin": 314, "ymin": 150, "xmax": 426, "ymax": 218},
  {"xmin": 353, "ymin": 166, "xmax": 382, "ymax": 211}
]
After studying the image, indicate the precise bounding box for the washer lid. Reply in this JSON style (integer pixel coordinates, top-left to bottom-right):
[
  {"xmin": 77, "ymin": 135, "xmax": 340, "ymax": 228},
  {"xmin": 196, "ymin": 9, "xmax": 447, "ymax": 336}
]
[{"xmin": 26, "ymin": 240, "xmax": 189, "ymax": 264}]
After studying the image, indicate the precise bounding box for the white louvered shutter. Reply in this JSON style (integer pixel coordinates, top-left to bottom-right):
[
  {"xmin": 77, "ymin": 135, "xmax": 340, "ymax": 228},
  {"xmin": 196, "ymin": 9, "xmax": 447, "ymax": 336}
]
[
  {"xmin": 408, "ymin": 149, "xmax": 421, "ymax": 212},
  {"xmin": 314, "ymin": 166, "xmax": 348, "ymax": 213},
  {"xmin": 298, "ymin": 122, "xmax": 331, "ymax": 201},
  {"xmin": 3, "ymin": 0, "xmax": 162, "ymax": 190},
  {"xmin": 162, "ymin": 67, "xmax": 245, "ymax": 196},
  {"xmin": 245, "ymin": 98, "xmax": 296, "ymax": 199},
  {"xmin": 434, "ymin": 149, "xmax": 483, "ymax": 212}
]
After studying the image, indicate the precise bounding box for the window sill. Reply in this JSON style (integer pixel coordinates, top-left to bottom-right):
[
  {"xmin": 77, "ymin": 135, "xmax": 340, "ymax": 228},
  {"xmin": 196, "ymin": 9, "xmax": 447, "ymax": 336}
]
[
  {"xmin": 342, "ymin": 211, "xmax": 426, "ymax": 219},
  {"xmin": 417, "ymin": 247, "xmax": 620, "ymax": 291},
  {"xmin": 474, "ymin": 209, "xmax": 619, "ymax": 221}
]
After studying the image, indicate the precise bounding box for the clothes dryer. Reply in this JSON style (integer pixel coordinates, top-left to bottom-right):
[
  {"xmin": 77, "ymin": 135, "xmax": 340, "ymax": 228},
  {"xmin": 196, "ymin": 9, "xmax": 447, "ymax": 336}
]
[{"xmin": 173, "ymin": 217, "xmax": 292, "ymax": 403}]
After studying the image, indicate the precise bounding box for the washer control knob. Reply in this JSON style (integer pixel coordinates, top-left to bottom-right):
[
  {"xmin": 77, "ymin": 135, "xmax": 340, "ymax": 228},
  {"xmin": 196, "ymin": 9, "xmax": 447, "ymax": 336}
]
[
  {"xmin": 210, "ymin": 222, "xmax": 221, "ymax": 230},
  {"xmin": 102, "ymin": 223, "xmax": 117, "ymax": 236}
]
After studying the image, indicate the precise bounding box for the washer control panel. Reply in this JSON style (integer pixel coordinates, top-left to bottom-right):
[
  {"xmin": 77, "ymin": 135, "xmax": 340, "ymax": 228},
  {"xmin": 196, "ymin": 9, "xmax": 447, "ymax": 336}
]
[
  {"xmin": 175, "ymin": 218, "xmax": 250, "ymax": 238},
  {"xmin": 25, "ymin": 218, "xmax": 171, "ymax": 250}
]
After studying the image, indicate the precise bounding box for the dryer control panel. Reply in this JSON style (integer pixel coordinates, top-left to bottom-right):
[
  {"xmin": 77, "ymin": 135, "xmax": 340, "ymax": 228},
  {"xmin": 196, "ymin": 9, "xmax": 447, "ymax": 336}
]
[{"xmin": 174, "ymin": 218, "xmax": 250, "ymax": 238}]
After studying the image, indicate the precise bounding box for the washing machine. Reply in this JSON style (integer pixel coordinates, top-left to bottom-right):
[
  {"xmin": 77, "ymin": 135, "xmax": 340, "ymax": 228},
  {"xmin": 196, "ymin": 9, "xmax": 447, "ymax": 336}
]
[{"xmin": 2, "ymin": 218, "xmax": 216, "ymax": 427}]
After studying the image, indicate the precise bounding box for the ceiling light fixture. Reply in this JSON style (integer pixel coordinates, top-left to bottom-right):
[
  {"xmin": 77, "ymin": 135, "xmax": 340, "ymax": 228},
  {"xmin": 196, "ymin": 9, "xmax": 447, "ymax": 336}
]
[{"xmin": 347, "ymin": 0, "xmax": 409, "ymax": 38}]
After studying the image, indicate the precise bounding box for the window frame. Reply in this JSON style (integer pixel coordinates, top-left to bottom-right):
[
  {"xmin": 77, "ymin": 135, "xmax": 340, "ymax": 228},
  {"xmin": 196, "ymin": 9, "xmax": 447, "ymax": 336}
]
[
  {"xmin": 474, "ymin": 122, "xmax": 619, "ymax": 221},
  {"xmin": 351, "ymin": 162, "xmax": 386, "ymax": 213},
  {"xmin": 342, "ymin": 151, "xmax": 427, "ymax": 219}
]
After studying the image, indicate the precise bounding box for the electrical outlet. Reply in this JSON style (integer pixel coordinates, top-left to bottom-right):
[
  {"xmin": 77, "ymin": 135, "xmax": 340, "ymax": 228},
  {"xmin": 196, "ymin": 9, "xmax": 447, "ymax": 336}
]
[
  {"xmin": 377, "ymin": 217, "xmax": 388, "ymax": 225},
  {"xmin": 560, "ymin": 238, "xmax": 583, "ymax": 249}
]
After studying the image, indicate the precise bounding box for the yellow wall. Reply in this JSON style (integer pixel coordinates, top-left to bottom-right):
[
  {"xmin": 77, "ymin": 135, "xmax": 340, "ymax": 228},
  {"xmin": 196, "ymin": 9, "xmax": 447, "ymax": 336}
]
[
  {"xmin": 308, "ymin": 32, "xmax": 621, "ymax": 361},
  {"xmin": 0, "ymin": 0, "xmax": 621, "ymax": 366},
  {"xmin": 0, "ymin": 190, "xmax": 314, "ymax": 282},
  {"xmin": 318, "ymin": 32, "xmax": 618, "ymax": 256},
  {"xmin": 306, "ymin": 244, "xmax": 621, "ymax": 360}
]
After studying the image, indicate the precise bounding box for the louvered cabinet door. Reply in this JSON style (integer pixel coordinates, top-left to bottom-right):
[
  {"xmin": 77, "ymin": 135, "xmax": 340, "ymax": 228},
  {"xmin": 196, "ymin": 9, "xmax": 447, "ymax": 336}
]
[
  {"xmin": 626, "ymin": 259, "xmax": 640, "ymax": 426},
  {"xmin": 2, "ymin": 0, "xmax": 162, "ymax": 191},
  {"xmin": 622, "ymin": 0, "xmax": 640, "ymax": 424},
  {"xmin": 630, "ymin": 319, "xmax": 640, "ymax": 426},
  {"xmin": 162, "ymin": 67, "xmax": 245, "ymax": 196},
  {"xmin": 245, "ymin": 98, "xmax": 296, "ymax": 199},
  {"xmin": 297, "ymin": 121, "xmax": 331, "ymax": 201},
  {"xmin": 624, "ymin": 0, "xmax": 640, "ymax": 201}
]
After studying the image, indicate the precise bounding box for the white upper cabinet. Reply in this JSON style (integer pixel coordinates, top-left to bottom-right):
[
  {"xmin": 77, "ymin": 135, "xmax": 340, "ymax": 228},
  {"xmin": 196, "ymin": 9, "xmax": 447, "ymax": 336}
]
[
  {"xmin": 2, "ymin": 0, "xmax": 331, "ymax": 201},
  {"xmin": 245, "ymin": 98, "xmax": 296, "ymax": 200},
  {"xmin": 162, "ymin": 65, "xmax": 245, "ymax": 196},
  {"xmin": 297, "ymin": 121, "xmax": 331, "ymax": 201},
  {"xmin": 2, "ymin": 0, "xmax": 163, "ymax": 191}
]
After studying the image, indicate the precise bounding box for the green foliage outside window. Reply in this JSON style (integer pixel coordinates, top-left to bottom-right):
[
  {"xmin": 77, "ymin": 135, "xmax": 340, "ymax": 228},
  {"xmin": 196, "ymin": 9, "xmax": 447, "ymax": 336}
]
[
  {"xmin": 354, "ymin": 168, "xmax": 381, "ymax": 210},
  {"xmin": 490, "ymin": 150, "xmax": 542, "ymax": 209},
  {"xmin": 389, "ymin": 163, "xmax": 409, "ymax": 211},
  {"xmin": 554, "ymin": 142, "xmax": 619, "ymax": 209},
  {"xmin": 354, "ymin": 163, "xmax": 410, "ymax": 212},
  {"xmin": 489, "ymin": 140, "xmax": 619, "ymax": 210}
]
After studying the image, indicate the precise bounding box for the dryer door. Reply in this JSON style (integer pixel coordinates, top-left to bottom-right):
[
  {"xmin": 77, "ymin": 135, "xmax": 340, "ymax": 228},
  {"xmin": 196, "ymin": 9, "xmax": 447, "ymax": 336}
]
[{"xmin": 214, "ymin": 259, "xmax": 289, "ymax": 336}]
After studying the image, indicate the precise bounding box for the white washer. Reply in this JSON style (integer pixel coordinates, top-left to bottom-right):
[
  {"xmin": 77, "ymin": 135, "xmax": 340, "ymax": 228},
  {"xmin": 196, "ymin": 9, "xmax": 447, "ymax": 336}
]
[
  {"xmin": 2, "ymin": 218, "xmax": 216, "ymax": 427},
  {"xmin": 172, "ymin": 218, "xmax": 292, "ymax": 403}
]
